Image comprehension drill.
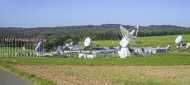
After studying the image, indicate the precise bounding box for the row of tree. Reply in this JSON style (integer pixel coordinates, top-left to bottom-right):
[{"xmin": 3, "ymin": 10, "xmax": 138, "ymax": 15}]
[{"xmin": 1, "ymin": 24, "xmax": 190, "ymax": 51}]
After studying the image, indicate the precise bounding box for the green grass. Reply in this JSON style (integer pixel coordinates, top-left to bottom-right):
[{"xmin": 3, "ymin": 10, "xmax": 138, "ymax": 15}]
[
  {"xmin": 0, "ymin": 34, "xmax": 190, "ymax": 84},
  {"xmin": 79, "ymin": 34, "xmax": 190, "ymax": 47},
  {"xmin": 0, "ymin": 52, "xmax": 190, "ymax": 66}
]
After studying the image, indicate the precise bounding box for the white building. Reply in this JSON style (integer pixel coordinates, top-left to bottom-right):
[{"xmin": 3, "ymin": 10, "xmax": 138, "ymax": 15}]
[
  {"xmin": 133, "ymin": 47, "xmax": 168, "ymax": 54},
  {"xmin": 79, "ymin": 53, "xmax": 96, "ymax": 58}
]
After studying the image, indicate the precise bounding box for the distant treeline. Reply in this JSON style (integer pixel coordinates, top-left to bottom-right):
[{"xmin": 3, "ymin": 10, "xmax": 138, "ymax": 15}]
[{"xmin": 0, "ymin": 24, "xmax": 190, "ymax": 51}]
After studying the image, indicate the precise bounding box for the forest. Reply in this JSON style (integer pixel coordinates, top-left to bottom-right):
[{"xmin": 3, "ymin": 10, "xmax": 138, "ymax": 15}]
[{"xmin": 0, "ymin": 24, "xmax": 190, "ymax": 51}]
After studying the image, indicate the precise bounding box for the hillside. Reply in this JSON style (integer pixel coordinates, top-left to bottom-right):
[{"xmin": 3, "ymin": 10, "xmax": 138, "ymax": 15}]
[
  {"xmin": 79, "ymin": 34, "xmax": 190, "ymax": 48},
  {"xmin": 0, "ymin": 24, "xmax": 190, "ymax": 39},
  {"xmin": 1, "ymin": 24, "xmax": 190, "ymax": 51}
]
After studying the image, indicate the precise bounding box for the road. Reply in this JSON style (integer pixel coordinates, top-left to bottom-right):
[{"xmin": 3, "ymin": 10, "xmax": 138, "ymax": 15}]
[{"xmin": 0, "ymin": 67, "xmax": 35, "ymax": 85}]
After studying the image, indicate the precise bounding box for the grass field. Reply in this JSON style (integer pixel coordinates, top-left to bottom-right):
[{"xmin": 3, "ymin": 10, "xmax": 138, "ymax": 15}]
[
  {"xmin": 0, "ymin": 34, "xmax": 190, "ymax": 85},
  {"xmin": 0, "ymin": 51, "xmax": 189, "ymax": 84},
  {"xmin": 79, "ymin": 34, "xmax": 190, "ymax": 48},
  {"xmin": 0, "ymin": 52, "xmax": 190, "ymax": 66},
  {"xmin": 12, "ymin": 65, "xmax": 190, "ymax": 85}
]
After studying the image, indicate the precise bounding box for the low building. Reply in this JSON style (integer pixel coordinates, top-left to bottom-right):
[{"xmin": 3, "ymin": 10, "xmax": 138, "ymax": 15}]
[
  {"xmin": 133, "ymin": 47, "xmax": 168, "ymax": 54},
  {"xmin": 79, "ymin": 53, "xmax": 96, "ymax": 58}
]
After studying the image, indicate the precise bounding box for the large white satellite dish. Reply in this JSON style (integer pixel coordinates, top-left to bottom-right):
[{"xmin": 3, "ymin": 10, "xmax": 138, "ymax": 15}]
[
  {"xmin": 118, "ymin": 25, "xmax": 139, "ymax": 58},
  {"xmin": 84, "ymin": 37, "xmax": 92, "ymax": 46},
  {"xmin": 175, "ymin": 35, "xmax": 182, "ymax": 43},
  {"xmin": 120, "ymin": 25, "xmax": 138, "ymax": 42},
  {"xmin": 120, "ymin": 25, "xmax": 131, "ymax": 40}
]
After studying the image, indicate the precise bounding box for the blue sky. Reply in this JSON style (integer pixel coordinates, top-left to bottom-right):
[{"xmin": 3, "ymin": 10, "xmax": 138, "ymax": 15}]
[{"xmin": 0, "ymin": 0, "xmax": 190, "ymax": 27}]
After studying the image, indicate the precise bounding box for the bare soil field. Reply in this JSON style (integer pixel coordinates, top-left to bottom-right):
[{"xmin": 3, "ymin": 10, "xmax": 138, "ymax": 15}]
[{"xmin": 13, "ymin": 65, "xmax": 190, "ymax": 85}]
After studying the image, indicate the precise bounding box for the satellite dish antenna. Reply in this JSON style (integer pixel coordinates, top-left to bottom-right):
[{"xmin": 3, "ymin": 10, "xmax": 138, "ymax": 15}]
[
  {"xmin": 70, "ymin": 42, "xmax": 73, "ymax": 45},
  {"xmin": 175, "ymin": 35, "xmax": 182, "ymax": 44},
  {"xmin": 175, "ymin": 35, "xmax": 183, "ymax": 48},
  {"xmin": 84, "ymin": 37, "xmax": 92, "ymax": 46},
  {"xmin": 120, "ymin": 25, "xmax": 139, "ymax": 42},
  {"xmin": 118, "ymin": 25, "xmax": 140, "ymax": 58},
  {"xmin": 120, "ymin": 25, "xmax": 131, "ymax": 40}
]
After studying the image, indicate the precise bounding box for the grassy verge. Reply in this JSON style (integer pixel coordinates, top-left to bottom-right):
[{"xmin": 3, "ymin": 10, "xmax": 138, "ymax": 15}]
[
  {"xmin": 1, "ymin": 52, "xmax": 190, "ymax": 85},
  {"xmin": 0, "ymin": 52, "xmax": 190, "ymax": 66},
  {"xmin": 0, "ymin": 61, "xmax": 56, "ymax": 85}
]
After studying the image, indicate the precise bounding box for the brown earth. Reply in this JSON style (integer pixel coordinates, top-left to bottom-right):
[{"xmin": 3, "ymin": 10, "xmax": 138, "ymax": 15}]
[{"xmin": 13, "ymin": 65, "xmax": 190, "ymax": 85}]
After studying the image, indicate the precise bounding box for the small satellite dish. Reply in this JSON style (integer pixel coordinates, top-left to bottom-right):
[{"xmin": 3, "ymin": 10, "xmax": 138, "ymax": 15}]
[
  {"xmin": 84, "ymin": 37, "xmax": 92, "ymax": 46},
  {"xmin": 70, "ymin": 42, "xmax": 73, "ymax": 45},
  {"xmin": 175, "ymin": 35, "xmax": 182, "ymax": 43},
  {"xmin": 120, "ymin": 38, "xmax": 129, "ymax": 47},
  {"xmin": 65, "ymin": 43, "xmax": 70, "ymax": 46}
]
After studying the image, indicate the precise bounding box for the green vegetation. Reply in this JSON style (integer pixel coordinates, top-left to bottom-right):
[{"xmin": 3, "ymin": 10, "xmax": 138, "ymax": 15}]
[
  {"xmin": 1, "ymin": 24, "xmax": 190, "ymax": 51},
  {"xmin": 79, "ymin": 34, "xmax": 190, "ymax": 48},
  {"xmin": 0, "ymin": 33, "xmax": 190, "ymax": 84},
  {"xmin": 0, "ymin": 34, "xmax": 189, "ymax": 66},
  {"xmin": 1, "ymin": 24, "xmax": 190, "ymax": 39},
  {"xmin": 0, "ymin": 52, "xmax": 190, "ymax": 66}
]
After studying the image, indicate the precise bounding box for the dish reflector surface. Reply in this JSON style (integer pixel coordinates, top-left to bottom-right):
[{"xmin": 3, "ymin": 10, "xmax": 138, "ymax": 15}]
[
  {"xmin": 84, "ymin": 37, "xmax": 92, "ymax": 46},
  {"xmin": 175, "ymin": 35, "xmax": 182, "ymax": 43}
]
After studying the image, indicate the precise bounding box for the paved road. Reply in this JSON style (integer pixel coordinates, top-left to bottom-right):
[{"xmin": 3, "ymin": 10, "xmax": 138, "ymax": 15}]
[{"xmin": 0, "ymin": 67, "xmax": 35, "ymax": 85}]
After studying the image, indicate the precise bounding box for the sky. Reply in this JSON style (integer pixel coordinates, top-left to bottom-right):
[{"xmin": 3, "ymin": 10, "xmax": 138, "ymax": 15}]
[{"xmin": 0, "ymin": 0, "xmax": 190, "ymax": 27}]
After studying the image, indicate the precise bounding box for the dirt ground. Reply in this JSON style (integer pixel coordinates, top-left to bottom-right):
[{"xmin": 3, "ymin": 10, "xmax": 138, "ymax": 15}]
[{"xmin": 13, "ymin": 65, "xmax": 190, "ymax": 85}]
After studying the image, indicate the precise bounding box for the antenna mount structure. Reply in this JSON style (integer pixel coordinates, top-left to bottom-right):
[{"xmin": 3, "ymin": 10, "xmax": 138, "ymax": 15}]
[{"xmin": 118, "ymin": 25, "xmax": 139, "ymax": 58}]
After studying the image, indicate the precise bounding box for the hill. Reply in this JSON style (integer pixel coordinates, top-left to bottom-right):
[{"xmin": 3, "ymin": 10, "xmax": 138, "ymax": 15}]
[
  {"xmin": 1, "ymin": 24, "xmax": 190, "ymax": 51},
  {"xmin": 0, "ymin": 24, "xmax": 190, "ymax": 39}
]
